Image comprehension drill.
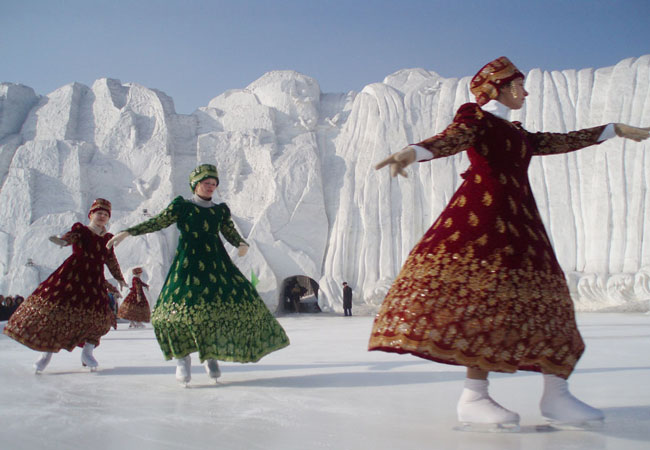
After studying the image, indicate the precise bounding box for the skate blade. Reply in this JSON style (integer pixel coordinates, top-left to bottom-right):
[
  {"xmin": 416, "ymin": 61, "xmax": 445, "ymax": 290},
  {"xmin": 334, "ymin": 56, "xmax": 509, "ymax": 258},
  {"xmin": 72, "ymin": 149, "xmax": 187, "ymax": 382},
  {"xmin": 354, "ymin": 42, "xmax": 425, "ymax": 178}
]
[
  {"xmin": 81, "ymin": 363, "xmax": 98, "ymax": 372},
  {"xmin": 207, "ymin": 372, "xmax": 221, "ymax": 382},
  {"xmin": 545, "ymin": 418, "xmax": 604, "ymax": 431},
  {"xmin": 454, "ymin": 422, "xmax": 520, "ymax": 433}
]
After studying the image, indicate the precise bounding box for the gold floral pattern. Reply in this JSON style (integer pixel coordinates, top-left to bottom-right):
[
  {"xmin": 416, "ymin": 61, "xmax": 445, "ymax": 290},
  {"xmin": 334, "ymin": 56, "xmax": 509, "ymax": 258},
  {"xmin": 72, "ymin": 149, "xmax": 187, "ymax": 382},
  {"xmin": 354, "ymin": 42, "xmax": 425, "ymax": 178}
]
[
  {"xmin": 4, "ymin": 223, "xmax": 125, "ymax": 351},
  {"xmin": 369, "ymin": 102, "xmax": 607, "ymax": 378},
  {"xmin": 126, "ymin": 196, "xmax": 289, "ymax": 362}
]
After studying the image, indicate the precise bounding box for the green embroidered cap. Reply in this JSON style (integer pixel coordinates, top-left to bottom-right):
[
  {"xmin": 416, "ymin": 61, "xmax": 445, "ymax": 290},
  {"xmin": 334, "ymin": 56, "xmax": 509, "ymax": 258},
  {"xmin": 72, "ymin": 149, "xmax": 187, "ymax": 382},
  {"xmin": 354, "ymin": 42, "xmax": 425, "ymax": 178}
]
[{"xmin": 189, "ymin": 164, "xmax": 219, "ymax": 192}]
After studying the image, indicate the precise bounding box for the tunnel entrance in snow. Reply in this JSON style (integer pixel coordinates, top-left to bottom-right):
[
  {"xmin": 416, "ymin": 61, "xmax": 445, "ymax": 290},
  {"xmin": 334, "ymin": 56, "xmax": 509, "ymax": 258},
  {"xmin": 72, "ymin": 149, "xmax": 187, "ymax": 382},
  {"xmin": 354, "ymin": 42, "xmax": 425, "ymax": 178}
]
[{"xmin": 279, "ymin": 275, "xmax": 321, "ymax": 314}]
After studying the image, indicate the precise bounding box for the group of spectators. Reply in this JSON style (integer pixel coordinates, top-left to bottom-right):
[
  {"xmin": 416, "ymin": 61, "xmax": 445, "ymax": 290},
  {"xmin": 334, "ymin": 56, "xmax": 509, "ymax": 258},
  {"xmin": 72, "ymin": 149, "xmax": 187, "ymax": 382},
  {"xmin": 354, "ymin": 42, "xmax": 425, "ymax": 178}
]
[{"xmin": 0, "ymin": 295, "xmax": 25, "ymax": 321}]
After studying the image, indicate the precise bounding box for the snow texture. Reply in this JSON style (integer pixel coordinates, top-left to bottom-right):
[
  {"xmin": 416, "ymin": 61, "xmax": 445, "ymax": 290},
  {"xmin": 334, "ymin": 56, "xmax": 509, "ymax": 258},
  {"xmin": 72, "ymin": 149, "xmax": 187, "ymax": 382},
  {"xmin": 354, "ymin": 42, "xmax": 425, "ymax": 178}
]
[
  {"xmin": 1, "ymin": 314, "xmax": 649, "ymax": 450},
  {"xmin": 1, "ymin": 56, "xmax": 650, "ymax": 313}
]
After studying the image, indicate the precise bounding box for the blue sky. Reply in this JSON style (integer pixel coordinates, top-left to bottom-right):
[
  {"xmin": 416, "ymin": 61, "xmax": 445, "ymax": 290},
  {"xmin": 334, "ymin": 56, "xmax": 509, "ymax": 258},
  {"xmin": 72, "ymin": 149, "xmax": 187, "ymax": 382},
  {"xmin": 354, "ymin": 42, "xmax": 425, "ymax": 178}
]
[{"xmin": 2, "ymin": 0, "xmax": 649, "ymax": 114}]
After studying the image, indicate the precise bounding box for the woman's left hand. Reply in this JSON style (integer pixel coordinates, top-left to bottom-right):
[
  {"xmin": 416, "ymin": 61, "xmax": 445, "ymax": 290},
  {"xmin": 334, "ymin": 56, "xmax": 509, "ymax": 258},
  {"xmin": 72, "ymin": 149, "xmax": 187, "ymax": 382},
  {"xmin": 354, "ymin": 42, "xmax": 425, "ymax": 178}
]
[
  {"xmin": 238, "ymin": 244, "xmax": 249, "ymax": 257},
  {"xmin": 614, "ymin": 124, "xmax": 650, "ymax": 142},
  {"xmin": 106, "ymin": 231, "xmax": 130, "ymax": 249},
  {"xmin": 118, "ymin": 280, "xmax": 128, "ymax": 290}
]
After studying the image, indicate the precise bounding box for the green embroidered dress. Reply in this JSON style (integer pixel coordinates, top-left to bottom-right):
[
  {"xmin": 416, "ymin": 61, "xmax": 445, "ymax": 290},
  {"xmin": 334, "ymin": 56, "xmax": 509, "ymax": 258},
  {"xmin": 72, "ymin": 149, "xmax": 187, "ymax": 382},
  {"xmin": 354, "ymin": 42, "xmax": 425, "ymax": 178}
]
[{"xmin": 126, "ymin": 196, "xmax": 289, "ymax": 362}]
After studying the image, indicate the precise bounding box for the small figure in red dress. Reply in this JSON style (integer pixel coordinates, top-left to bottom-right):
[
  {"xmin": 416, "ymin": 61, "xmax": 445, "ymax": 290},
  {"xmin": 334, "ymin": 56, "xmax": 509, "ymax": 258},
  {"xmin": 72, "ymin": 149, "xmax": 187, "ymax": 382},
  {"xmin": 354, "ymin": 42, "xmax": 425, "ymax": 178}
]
[
  {"xmin": 3, "ymin": 199, "xmax": 127, "ymax": 373},
  {"xmin": 118, "ymin": 267, "xmax": 151, "ymax": 328},
  {"xmin": 369, "ymin": 57, "xmax": 650, "ymax": 431}
]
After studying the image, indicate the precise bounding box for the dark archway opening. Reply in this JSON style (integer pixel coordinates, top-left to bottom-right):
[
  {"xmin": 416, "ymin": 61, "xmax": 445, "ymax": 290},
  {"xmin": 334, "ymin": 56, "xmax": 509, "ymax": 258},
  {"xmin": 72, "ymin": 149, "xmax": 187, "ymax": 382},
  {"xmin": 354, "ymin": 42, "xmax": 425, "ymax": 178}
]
[{"xmin": 279, "ymin": 275, "xmax": 321, "ymax": 314}]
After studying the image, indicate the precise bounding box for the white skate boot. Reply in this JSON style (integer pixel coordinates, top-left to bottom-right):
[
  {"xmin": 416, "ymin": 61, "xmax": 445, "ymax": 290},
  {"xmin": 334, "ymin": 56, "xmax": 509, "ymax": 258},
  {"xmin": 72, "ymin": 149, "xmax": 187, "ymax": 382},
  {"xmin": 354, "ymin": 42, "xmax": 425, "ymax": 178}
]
[
  {"xmin": 456, "ymin": 379, "xmax": 520, "ymax": 432},
  {"xmin": 34, "ymin": 352, "xmax": 53, "ymax": 374},
  {"xmin": 81, "ymin": 343, "xmax": 99, "ymax": 371},
  {"xmin": 176, "ymin": 355, "xmax": 191, "ymax": 387},
  {"xmin": 540, "ymin": 374, "xmax": 604, "ymax": 429},
  {"xmin": 205, "ymin": 359, "xmax": 221, "ymax": 383}
]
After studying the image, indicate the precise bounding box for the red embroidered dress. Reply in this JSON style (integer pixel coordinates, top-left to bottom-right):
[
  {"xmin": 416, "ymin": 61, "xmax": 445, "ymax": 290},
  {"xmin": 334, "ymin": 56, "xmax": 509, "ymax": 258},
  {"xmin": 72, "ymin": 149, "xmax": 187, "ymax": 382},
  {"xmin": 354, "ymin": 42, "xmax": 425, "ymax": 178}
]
[
  {"xmin": 4, "ymin": 223, "xmax": 125, "ymax": 351},
  {"xmin": 117, "ymin": 277, "xmax": 151, "ymax": 323},
  {"xmin": 368, "ymin": 103, "xmax": 607, "ymax": 379}
]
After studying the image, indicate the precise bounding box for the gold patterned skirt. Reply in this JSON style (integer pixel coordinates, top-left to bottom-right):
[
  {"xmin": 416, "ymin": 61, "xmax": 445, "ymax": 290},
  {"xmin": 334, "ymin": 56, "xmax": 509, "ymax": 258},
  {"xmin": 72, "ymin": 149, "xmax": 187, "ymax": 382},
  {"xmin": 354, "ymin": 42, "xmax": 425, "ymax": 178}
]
[
  {"xmin": 117, "ymin": 290, "xmax": 150, "ymax": 323},
  {"xmin": 369, "ymin": 171, "xmax": 585, "ymax": 379},
  {"xmin": 4, "ymin": 293, "xmax": 114, "ymax": 351},
  {"xmin": 3, "ymin": 254, "xmax": 115, "ymax": 352}
]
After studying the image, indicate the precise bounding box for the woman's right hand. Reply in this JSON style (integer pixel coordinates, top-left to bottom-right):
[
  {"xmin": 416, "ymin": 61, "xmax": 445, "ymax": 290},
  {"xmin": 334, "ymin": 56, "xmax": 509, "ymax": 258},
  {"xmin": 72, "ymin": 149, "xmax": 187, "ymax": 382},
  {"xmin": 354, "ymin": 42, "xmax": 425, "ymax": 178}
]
[
  {"xmin": 48, "ymin": 236, "xmax": 67, "ymax": 247},
  {"xmin": 374, "ymin": 146, "xmax": 417, "ymax": 178},
  {"xmin": 106, "ymin": 231, "xmax": 130, "ymax": 249}
]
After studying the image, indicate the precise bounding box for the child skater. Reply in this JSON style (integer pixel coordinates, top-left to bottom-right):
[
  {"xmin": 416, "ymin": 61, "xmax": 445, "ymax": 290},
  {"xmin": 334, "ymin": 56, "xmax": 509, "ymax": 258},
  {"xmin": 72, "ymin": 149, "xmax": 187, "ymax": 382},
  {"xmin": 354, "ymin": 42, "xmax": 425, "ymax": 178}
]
[
  {"xmin": 4, "ymin": 199, "xmax": 127, "ymax": 373},
  {"xmin": 118, "ymin": 267, "xmax": 151, "ymax": 328}
]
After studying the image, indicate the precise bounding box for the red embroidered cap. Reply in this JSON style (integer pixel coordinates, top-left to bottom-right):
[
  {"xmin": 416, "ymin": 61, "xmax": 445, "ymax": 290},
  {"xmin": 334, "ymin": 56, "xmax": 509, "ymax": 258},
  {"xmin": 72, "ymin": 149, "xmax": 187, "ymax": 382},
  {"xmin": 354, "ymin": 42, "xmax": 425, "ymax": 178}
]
[
  {"xmin": 470, "ymin": 57, "xmax": 524, "ymax": 106},
  {"xmin": 88, "ymin": 198, "xmax": 112, "ymax": 218}
]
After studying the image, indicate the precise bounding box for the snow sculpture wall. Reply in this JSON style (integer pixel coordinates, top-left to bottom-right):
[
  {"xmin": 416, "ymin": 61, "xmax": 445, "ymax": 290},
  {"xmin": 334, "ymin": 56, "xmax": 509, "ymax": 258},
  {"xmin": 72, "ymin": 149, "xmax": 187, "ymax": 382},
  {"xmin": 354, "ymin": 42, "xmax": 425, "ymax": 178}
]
[{"xmin": 1, "ymin": 56, "xmax": 649, "ymax": 313}]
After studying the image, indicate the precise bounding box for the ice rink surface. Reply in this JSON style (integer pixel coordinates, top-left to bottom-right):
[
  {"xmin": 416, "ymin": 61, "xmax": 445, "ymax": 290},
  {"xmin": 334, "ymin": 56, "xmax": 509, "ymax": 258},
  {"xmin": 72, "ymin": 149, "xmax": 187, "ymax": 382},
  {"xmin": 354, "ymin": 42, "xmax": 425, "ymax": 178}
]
[{"xmin": 1, "ymin": 313, "xmax": 649, "ymax": 450}]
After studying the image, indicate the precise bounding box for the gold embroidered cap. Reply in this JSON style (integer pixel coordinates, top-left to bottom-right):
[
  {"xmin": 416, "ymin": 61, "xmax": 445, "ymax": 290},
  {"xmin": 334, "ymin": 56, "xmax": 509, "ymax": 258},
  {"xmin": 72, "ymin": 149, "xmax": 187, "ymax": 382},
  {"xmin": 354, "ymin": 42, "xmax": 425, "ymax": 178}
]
[
  {"xmin": 132, "ymin": 267, "xmax": 143, "ymax": 275},
  {"xmin": 470, "ymin": 56, "xmax": 524, "ymax": 106},
  {"xmin": 88, "ymin": 198, "xmax": 112, "ymax": 218},
  {"xmin": 189, "ymin": 164, "xmax": 219, "ymax": 192}
]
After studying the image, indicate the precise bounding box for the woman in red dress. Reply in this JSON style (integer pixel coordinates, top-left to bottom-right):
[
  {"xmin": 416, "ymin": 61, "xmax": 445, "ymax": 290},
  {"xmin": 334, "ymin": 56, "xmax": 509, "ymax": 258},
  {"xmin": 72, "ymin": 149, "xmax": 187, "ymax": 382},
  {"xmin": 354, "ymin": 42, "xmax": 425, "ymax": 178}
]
[
  {"xmin": 4, "ymin": 199, "xmax": 127, "ymax": 373},
  {"xmin": 118, "ymin": 267, "xmax": 151, "ymax": 328},
  {"xmin": 369, "ymin": 57, "xmax": 650, "ymax": 430}
]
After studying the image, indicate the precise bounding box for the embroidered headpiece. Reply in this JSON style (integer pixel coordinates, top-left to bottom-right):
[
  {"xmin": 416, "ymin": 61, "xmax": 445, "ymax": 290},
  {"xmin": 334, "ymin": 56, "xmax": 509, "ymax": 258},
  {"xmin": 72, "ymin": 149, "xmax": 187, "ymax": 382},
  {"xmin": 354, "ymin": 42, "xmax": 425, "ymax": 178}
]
[
  {"xmin": 189, "ymin": 164, "xmax": 219, "ymax": 192},
  {"xmin": 88, "ymin": 198, "xmax": 112, "ymax": 218},
  {"xmin": 132, "ymin": 267, "xmax": 143, "ymax": 275},
  {"xmin": 470, "ymin": 56, "xmax": 524, "ymax": 106}
]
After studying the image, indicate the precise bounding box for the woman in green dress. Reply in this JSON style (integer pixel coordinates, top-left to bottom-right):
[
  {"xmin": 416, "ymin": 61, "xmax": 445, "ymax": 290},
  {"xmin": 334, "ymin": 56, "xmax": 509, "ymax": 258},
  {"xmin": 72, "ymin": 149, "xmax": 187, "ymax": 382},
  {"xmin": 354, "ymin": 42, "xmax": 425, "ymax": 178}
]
[{"xmin": 107, "ymin": 164, "xmax": 289, "ymax": 386}]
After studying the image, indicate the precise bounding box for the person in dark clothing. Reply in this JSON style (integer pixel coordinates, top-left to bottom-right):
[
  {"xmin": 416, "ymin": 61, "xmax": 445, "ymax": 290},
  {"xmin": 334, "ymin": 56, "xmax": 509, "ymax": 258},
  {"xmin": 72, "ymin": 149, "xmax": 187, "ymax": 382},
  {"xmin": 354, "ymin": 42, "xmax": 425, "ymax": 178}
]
[
  {"xmin": 289, "ymin": 284, "xmax": 302, "ymax": 313},
  {"xmin": 342, "ymin": 282, "xmax": 352, "ymax": 316}
]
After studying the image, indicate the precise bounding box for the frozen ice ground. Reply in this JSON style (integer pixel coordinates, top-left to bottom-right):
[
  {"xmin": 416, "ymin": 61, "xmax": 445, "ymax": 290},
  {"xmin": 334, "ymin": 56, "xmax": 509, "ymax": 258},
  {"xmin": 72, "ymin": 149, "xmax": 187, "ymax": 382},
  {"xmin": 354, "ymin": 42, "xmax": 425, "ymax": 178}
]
[{"xmin": 1, "ymin": 313, "xmax": 649, "ymax": 450}]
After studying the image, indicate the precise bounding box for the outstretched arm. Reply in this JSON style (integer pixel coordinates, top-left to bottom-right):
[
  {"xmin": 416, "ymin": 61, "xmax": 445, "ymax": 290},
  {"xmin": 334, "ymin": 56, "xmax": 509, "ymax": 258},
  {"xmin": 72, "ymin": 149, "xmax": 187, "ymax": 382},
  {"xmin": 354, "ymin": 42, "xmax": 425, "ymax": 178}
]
[
  {"xmin": 107, "ymin": 197, "xmax": 184, "ymax": 249},
  {"xmin": 49, "ymin": 223, "xmax": 83, "ymax": 247},
  {"xmin": 374, "ymin": 103, "xmax": 483, "ymax": 177},
  {"xmin": 528, "ymin": 124, "xmax": 649, "ymax": 156}
]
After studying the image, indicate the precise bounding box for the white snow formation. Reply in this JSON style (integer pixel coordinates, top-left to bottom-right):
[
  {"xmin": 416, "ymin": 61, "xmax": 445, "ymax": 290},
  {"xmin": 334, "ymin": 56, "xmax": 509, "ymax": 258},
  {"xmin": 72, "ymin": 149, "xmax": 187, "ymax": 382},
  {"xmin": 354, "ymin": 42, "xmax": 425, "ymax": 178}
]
[{"xmin": 1, "ymin": 56, "xmax": 649, "ymax": 313}]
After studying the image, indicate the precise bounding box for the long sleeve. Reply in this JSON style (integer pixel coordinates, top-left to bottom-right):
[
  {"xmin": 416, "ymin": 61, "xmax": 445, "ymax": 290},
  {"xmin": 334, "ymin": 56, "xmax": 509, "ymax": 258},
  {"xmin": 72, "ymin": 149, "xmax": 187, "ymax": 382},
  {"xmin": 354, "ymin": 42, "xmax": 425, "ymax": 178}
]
[
  {"xmin": 104, "ymin": 280, "xmax": 119, "ymax": 294},
  {"xmin": 125, "ymin": 196, "xmax": 184, "ymax": 236},
  {"xmin": 59, "ymin": 223, "xmax": 83, "ymax": 246},
  {"xmin": 522, "ymin": 125, "xmax": 608, "ymax": 156},
  {"xmin": 106, "ymin": 247, "xmax": 125, "ymax": 283},
  {"xmin": 220, "ymin": 205, "xmax": 247, "ymax": 248},
  {"xmin": 414, "ymin": 103, "xmax": 486, "ymax": 160}
]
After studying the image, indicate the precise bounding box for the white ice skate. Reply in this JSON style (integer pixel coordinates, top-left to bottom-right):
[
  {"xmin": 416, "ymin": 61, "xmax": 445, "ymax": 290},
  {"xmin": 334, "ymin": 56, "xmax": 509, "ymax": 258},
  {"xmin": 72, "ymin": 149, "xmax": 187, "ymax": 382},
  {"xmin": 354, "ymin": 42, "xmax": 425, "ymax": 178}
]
[
  {"xmin": 455, "ymin": 379, "xmax": 520, "ymax": 432},
  {"xmin": 176, "ymin": 355, "xmax": 191, "ymax": 387},
  {"xmin": 34, "ymin": 352, "xmax": 53, "ymax": 374},
  {"xmin": 205, "ymin": 359, "xmax": 221, "ymax": 383},
  {"xmin": 540, "ymin": 374, "xmax": 604, "ymax": 429},
  {"xmin": 81, "ymin": 343, "xmax": 99, "ymax": 371}
]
